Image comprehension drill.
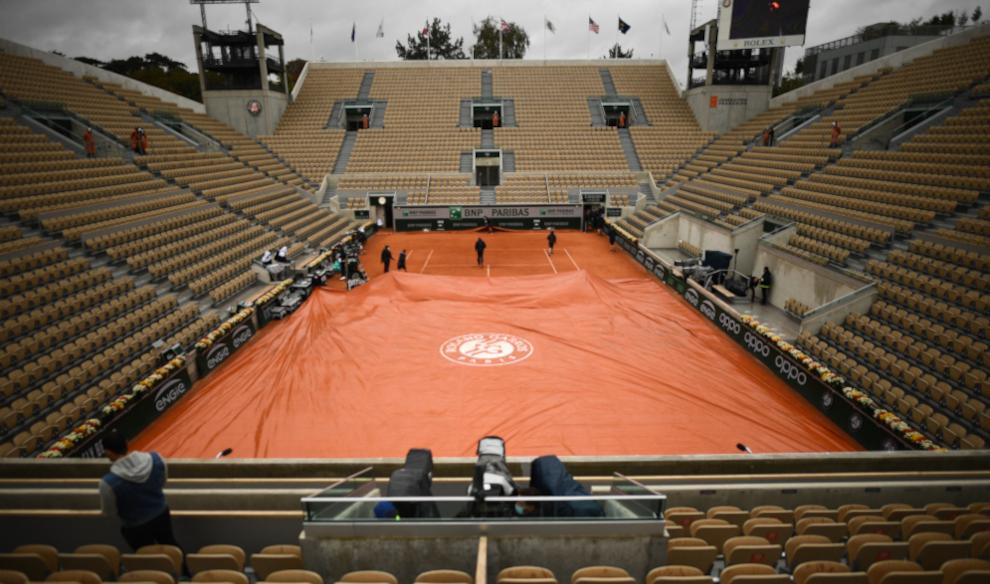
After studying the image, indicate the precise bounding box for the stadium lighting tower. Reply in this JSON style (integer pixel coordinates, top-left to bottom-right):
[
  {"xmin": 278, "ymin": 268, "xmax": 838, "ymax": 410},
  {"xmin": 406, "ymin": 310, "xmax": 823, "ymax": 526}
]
[{"xmin": 190, "ymin": 0, "xmax": 260, "ymax": 33}]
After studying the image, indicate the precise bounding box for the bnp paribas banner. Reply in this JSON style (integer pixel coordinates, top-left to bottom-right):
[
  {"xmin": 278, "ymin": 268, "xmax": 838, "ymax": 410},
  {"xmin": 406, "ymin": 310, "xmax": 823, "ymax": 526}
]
[{"xmin": 395, "ymin": 205, "xmax": 583, "ymax": 231}]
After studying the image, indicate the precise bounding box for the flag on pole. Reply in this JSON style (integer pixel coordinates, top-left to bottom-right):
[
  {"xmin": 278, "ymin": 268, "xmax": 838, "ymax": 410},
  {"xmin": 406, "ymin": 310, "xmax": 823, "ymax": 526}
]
[
  {"xmin": 422, "ymin": 22, "xmax": 429, "ymax": 37},
  {"xmin": 500, "ymin": 18, "xmax": 511, "ymax": 32},
  {"xmin": 588, "ymin": 17, "xmax": 600, "ymax": 33},
  {"xmin": 350, "ymin": 22, "xmax": 356, "ymax": 42},
  {"xmin": 662, "ymin": 15, "xmax": 671, "ymax": 35},
  {"xmin": 376, "ymin": 18, "xmax": 384, "ymax": 38},
  {"xmin": 618, "ymin": 17, "xmax": 631, "ymax": 34},
  {"xmin": 545, "ymin": 17, "xmax": 555, "ymax": 33}
]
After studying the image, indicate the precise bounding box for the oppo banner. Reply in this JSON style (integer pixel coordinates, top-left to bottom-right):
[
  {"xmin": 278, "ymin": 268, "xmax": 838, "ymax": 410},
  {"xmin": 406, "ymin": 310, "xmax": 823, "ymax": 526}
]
[
  {"xmin": 394, "ymin": 205, "xmax": 583, "ymax": 231},
  {"xmin": 633, "ymin": 246, "xmax": 906, "ymax": 451}
]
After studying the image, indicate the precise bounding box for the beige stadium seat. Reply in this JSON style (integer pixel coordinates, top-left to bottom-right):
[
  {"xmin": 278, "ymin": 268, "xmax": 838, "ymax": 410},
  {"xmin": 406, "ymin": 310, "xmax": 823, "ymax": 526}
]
[
  {"xmin": 786, "ymin": 535, "xmax": 845, "ymax": 569},
  {"xmin": 0, "ymin": 571, "xmax": 28, "ymax": 584},
  {"xmin": 865, "ymin": 560, "xmax": 940, "ymax": 584},
  {"xmin": 0, "ymin": 553, "xmax": 53, "ymax": 581},
  {"xmin": 58, "ymin": 552, "xmax": 116, "ymax": 581},
  {"xmin": 939, "ymin": 559, "xmax": 990, "ymax": 584},
  {"xmin": 45, "ymin": 570, "xmax": 103, "ymax": 584},
  {"xmin": 793, "ymin": 561, "xmax": 866, "ymax": 584},
  {"xmin": 907, "ymin": 532, "xmax": 970, "ymax": 571},
  {"xmin": 723, "ymin": 536, "xmax": 781, "ymax": 567},
  {"xmin": 849, "ymin": 534, "xmax": 909, "ymax": 571},
  {"xmin": 337, "ymin": 571, "xmax": 399, "ymax": 584},
  {"xmin": 191, "ymin": 569, "xmax": 248, "ymax": 584},
  {"xmin": 250, "ymin": 553, "xmax": 304, "ymax": 581},
  {"xmin": 496, "ymin": 566, "xmax": 557, "ymax": 584},
  {"xmin": 570, "ymin": 566, "xmax": 634, "ymax": 584},
  {"xmin": 689, "ymin": 518, "xmax": 740, "ymax": 552},
  {"xmin": 666, "ymin": 538, "xmax": 717, "ymax": 574},
  {"xmin": 267, "ymin": 570, "xmax": 325, "ymax": 584},
  {"xmin": 719, "ymin": 563, "xmax": 788, "ymax": 584},
  {"xmin": 645, "ymin": 565, "xmax": 708, "ymax": 584},
  {"xmin": 123, "ymin": 545, "xmax": 182, "ymax": 578},
  {"xmin": 118, "ymin": 569, "xmax": 175, "ymax": 584},
  {"xmin": 187, "ymin": 545, "xmax": 245, "ymax": 574}
]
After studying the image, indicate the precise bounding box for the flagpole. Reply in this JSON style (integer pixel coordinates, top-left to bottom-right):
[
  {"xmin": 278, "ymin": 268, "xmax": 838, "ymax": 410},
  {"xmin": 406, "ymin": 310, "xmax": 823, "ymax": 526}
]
[
  {"xmin": 586, "ymin": 17, "xmax": 590, "ymax": 59},
  {"xmin": 499, "ymin": 26, "xmax": 503, "ymax": 60},
  {"xmin": 614, "ymin": 14, "xmax": 618, "ymax": 59},
  {"xmin": 543, "ymin": 14, "xmax": 546, "ymax": 62}
]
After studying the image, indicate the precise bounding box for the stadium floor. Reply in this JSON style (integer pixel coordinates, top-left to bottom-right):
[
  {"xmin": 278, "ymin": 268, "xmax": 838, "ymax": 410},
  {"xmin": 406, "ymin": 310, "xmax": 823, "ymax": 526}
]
[{"xmin": 133, "ymin": 231, "xmax": 860, "ymax": 458}]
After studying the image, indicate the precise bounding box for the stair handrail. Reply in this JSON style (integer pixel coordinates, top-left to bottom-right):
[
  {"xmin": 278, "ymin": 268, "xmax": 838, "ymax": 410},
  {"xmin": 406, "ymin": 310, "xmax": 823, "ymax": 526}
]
[{"xmin": 883, "ymin": 93, "xmax": 957, "ymax": 149}]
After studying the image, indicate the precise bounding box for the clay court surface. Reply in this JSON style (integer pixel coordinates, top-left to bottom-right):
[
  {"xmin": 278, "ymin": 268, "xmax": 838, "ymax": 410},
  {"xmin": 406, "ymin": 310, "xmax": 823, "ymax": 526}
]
[{"xmin": 134, "ymin": 230, "xmax": 860, "ymax": 458}]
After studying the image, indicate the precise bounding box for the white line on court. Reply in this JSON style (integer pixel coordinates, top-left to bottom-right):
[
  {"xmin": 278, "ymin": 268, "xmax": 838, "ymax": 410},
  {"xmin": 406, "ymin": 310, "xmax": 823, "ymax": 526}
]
[
  {"xmin": 564, "ymin": 248, "xmax": 580, "ymax": 270},
  {"xmin": 420, "ymin": 250, "xmax": 434, "ymax": 273},
  {"xmin": 544, "ymin": 249, "xmax": 558, "ymax": 274},
  {"xmin": 486, "ymin": 264, "xmax": 491, "ymax": 277}
]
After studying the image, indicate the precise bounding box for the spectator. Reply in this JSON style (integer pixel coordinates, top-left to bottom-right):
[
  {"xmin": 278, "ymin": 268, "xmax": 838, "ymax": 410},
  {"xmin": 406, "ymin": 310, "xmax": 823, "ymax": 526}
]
[
  {"xmin": 83, "ymin": 127, "xmax": 96, "ymax": 158},
  {"xmin": 759, "ymin": 266, "xmax": 773, "ymax": 305},
  {"xmin": 492, "ymin": 110, "xmax": 500, "ymax": 128},
  {"xmin": 762, "ymin": 127, "xmax": 770, "ymax": 146},
  {"xmin": 260, "ymin": 250, "xmax": 273, "ymax": 265},
  {"xmin": 768, "ymin": 125, "xmax": 775, "ymax": 146},
  {"xmin": 361, "ymin": 113, "xmax": 369, "ymax": 129},
  {"xmin": 830, "ymin": 121, "xmax": 841, "ymax": 148},
  {"xmin": 381, "ymin": 245, "xmax": 392, "ymax": 273},
  {"xmin": 139, "ymin": 129, "xmax": 148, "ymax": 155},
  {"xmin": 618, "ymin": 111, "xmax": 626, "ymax": 128},
  {"xmin": 99, "ymin": 430, "xmax": 184, "ymax": 553},
  {"xmin": 130, "ymin": 127, "xmax": 139, "ymax": 153},
  {"xmin": 275, "ymin": 245, "xmax": 289, "ymax": 263}
]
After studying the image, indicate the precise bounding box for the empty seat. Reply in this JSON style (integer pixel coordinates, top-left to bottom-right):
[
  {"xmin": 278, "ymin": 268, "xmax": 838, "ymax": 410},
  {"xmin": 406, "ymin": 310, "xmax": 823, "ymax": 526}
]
[
  {"xmin": 570, "ymin": 567, "xmax": 634, "ymax": 584},
  {"xmin": 118, "ymin": 570, "xmax": 175, "ymax": 584},
  {"xmin": 793, "ymin": 561, "xmax": 866, "ymax": 584},
  {"xmin": 719, "ymin": 563, "xmax": 788, "ymax": 584},
  {"xmin": 645, "ymin": 566, "xmax": 712, "ymax": 584},
  {"xmin": 187, "ymin": 545, "xmax": 245, "ymax": 574},
  {"xmin": 191, "ymin": 569, "xmax": 248, "ymax": 584},
  {"xmin": 665, "ymin": 538, "xmax": 717, "ymax": 574},
  {"xmin": 939, "ymin": 558, "xmax": 990, "ymax": 584},
  {"xmin": 267, "ymin": 570, "xmax": 325, "ymax": 584},
  {"xmin": 46, "ymin": 570, "xmax": 102, "ymax": 584},
  {"xmin": 786, "ymin": 534, "xmax": 845, "ymax": 569},
  {"xmin": 723, "ymin": 536, "xmax": 781, "ymax": 567},
  {"xmin": 0, "ymin": 571, "xmax": 28, "ymax": 584},
  {"xmin": 908, "ymin": 532, "xmax": 970, "ymax": 571},
  {"xmin": 865, "ymin": 560, "xmax": 940, "ymax": 584},
  {"xmin": 496, "ymin": 567, "xmax": 557, "ymax": 584},
  {"xmin": 337, "ymin": 571, "xmax": 399, "ymax": 584}
]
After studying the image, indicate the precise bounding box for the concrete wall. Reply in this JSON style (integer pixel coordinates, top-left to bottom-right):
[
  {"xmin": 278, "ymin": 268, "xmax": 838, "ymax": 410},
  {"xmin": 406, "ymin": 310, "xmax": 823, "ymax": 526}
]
[
  {"xmin": 752, "ymin": 241, "xmax": 870, "ymax": 310},
  {"xmin": 0, "ymin": 37, "xmax": 205, "ymax": 113},
  {"xmin": 301, "ymin": 534, "xmax": 478, "ymax": 584},
  {"xmin": 809, "ymin": 35, "xmax": 940, "ymax": 81},
  {"xmin": 205, "ymin": 90, "xmax": 287, "ymax": 137},
  {"xmin": 642, "ymin": 213, "xmax": 764, "ymax": 274},
  {"xmin": 800, "ymin": 282, "xmax": 878, "ymax": 336},
  {"xmin": 772, "ymin": 23, "xmax": 990, "ymax": 108},
  {"xmin": 686, "ymin": 85, "xmax": 771, "ymax": 134},
  {"xmin": 488, "ymin": 535, "xmax": 664, "ymax": 584}
]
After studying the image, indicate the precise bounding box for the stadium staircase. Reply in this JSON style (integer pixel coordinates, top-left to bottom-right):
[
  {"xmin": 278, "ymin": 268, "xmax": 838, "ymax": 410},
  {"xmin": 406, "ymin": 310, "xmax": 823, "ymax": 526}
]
[
  {"xmin": 481, "ymin": 69, "xmax": 493, "ymax": 98},
  {"xmin": 617, "ymin": 127, "xmax": 642, "ymax": 172},
  {"xmin": 599, "ymin": 68, "xmax": 618, "ymax": 97},
  {"xmin": 357, "ymin": 71, "xmax": 374, "ymax": 100},
  {"xmin": 332, "ymin": 132, "xmax": 357, "ymax": 174}
]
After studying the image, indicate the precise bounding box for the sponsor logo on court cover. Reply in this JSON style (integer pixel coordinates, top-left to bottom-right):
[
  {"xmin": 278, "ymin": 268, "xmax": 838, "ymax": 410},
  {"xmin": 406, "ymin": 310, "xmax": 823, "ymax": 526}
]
[{"xmin": 441, "ymin": 333, "xmax": 534, "ymax": 367}]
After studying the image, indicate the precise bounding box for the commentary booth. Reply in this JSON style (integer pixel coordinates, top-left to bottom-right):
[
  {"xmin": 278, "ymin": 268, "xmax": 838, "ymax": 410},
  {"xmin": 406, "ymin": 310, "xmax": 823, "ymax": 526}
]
[{"xmin": 300, "ymin": 469, "xmax": 666, "ymax": 584}]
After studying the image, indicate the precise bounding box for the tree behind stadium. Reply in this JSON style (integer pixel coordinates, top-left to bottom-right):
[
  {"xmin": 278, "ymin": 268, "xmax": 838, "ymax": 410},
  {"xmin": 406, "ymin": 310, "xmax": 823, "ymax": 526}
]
[
  {"xmin": 471, "ymin": 17, "xmax": 529, "ymax": 59},
  {"xmin": 606, "ymin": 44, "xmax": 633, "ymax": 59},
  {"xmin": 396, "ymin": 17, "xmax": 467, "ymax": 60}
]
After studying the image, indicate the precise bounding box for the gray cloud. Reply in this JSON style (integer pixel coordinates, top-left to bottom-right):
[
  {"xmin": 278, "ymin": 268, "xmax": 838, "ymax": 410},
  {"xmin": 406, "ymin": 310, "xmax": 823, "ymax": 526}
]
[{"xmin": 0, "ymin": 0, "xmax": 975, "ymax": 90}]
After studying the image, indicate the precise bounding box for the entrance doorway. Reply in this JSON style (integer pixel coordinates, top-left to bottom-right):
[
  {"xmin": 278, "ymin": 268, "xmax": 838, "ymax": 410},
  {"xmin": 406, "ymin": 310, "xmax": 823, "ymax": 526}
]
[
  {"xmin": 602, "ymin": 103, "xmax": 631, "ymax": 127},
  {"xmin": 472, "ymin": 103, "xmax": 503, "ymax": 129},
  {"xmin": 370, "ymin": 194, "xmax": 394, "ymax": 228},
  {"xmin": 582, "ymin": 191, "xmax": 607, "ymax": 232},
  {"xmin": 345, "ymin": 105, "xmax": 373, "ymax": 131},
  {"xmin": 474, "ymin": 150, "xmax": 501, "ymax": 187}
]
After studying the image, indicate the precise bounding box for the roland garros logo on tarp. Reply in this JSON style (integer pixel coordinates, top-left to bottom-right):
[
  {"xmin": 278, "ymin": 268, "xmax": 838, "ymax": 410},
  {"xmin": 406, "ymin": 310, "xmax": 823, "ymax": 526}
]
[{"xmin": 441, "ymin": 333, "xmax": 534, "ymax": 367}]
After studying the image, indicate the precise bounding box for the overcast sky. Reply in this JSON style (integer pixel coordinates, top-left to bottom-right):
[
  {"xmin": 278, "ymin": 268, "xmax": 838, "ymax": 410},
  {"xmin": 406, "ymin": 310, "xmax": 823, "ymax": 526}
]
[{"xmin": 0, "ymin": 0, "xmax": 977, "ymax": 89}]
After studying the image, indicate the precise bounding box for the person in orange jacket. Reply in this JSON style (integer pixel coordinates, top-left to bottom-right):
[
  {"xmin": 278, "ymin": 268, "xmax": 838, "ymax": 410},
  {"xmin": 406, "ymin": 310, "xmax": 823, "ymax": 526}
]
[
  {"xmin": 829, "ymin": 121, "xmax": 841, "ymax": 148},
  {"xmin": 618, "ymin": 111, "xmax": 626, "ymax": 128},
  {"xmin": 492, "ymin": 110, "xmax": 500, "ymax": 128},
  {"xmin": 83, "ymin": 127, "xmax": 96, "ymax": 158},
  {"xmin": 130, "ymin": 127, "xmax": 139, "ymax": 153}
]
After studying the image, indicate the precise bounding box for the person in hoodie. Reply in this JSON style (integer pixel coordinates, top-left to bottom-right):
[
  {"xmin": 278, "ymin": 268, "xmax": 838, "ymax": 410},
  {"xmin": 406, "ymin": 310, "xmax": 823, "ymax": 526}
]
[{"xmin": 99, "ymin": 430, "xmax": 183, "ymax": 551}]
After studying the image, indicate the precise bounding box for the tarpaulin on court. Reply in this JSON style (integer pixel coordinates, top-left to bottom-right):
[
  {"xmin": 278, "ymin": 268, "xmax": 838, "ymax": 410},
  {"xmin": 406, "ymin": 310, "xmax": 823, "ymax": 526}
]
[{"xmin": 134, "ymin": 271, "xmax": 860, "ymax": 457}]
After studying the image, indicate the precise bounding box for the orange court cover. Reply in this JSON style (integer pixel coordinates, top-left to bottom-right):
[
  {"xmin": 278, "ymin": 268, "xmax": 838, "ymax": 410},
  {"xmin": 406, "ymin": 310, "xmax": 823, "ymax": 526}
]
[{"xmin": 134, "ymin": 271, "xmax": 859, "ymax": 457}]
